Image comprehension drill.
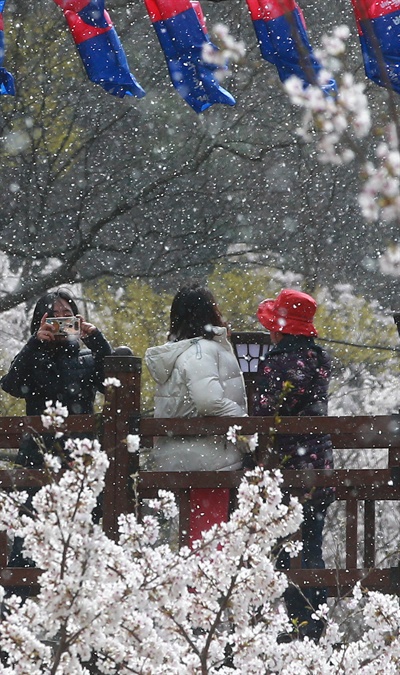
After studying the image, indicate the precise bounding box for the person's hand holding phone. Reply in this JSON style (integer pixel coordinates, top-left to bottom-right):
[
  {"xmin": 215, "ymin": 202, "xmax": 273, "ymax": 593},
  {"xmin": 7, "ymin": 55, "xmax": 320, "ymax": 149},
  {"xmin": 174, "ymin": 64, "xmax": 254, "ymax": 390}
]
[
  {"xmin": 77, "ymin": 315, "xmax": 96, "ymax": 339},
  {"xmin": 36, "ymin": 313, "xmax": 57, "ymax": 342}
]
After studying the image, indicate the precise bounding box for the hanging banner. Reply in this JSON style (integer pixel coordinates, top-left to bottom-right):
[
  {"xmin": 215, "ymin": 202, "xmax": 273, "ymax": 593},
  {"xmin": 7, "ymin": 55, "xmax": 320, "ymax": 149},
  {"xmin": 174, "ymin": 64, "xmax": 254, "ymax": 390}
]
[
  {"xmin": 245, "ymin": 0, "xmax": 335, "ymax": 92},
  {"xmin": 52, "ymin": 0, "xmax": 145, "ymax": 98},
  {"xmin": 0, "ymin": 0, "xmax": 15, "ymax": 95},
  {"xmin": 144, "ymin": 0, "xmax": 236, "ymax": 113},
  {"xmin": 350, "ymin": 0, "xmax": 400, "ymax": 94}
]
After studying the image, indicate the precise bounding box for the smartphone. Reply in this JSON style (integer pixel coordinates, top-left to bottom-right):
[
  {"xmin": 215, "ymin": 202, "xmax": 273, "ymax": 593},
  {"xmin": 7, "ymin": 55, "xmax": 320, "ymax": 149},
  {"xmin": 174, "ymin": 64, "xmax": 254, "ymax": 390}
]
[{"xmin": 46, "ymin": 317, "xmax": 80, "ymax": 338}]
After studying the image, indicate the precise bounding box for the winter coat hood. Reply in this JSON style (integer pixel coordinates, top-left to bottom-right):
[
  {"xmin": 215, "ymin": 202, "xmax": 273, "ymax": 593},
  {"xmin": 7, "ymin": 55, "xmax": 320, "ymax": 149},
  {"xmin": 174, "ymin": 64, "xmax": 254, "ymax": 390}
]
[{"xmin": 145, "ymin": 327, "xmax": 232, "ymax": 386}]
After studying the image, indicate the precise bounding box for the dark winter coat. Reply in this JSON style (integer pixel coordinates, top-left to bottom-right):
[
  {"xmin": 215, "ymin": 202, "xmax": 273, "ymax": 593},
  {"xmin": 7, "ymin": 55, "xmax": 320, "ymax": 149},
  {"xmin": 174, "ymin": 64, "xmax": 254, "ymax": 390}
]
[
  {"xmin": 254, "ymin": 335, "xmax": 334, "ymax": 506},
  {"xmin": 1, "ymin": 330, "xmax": 112, "ymax": 416}
]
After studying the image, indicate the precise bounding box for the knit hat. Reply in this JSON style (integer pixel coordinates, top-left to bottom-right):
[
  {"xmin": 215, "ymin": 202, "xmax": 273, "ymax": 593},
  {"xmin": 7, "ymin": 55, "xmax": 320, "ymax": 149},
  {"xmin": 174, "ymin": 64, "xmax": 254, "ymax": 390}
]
[{"xmin": 257, "ymin": 289, "xmax": 318, "ymax": 336}]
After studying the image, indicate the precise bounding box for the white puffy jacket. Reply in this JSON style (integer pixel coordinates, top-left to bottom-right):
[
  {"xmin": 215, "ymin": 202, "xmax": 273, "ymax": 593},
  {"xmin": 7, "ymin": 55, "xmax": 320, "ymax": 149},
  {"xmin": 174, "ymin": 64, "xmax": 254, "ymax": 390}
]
[{"xmin": 144, "ymin": 327, "xmax": 247, "ymax": 471}]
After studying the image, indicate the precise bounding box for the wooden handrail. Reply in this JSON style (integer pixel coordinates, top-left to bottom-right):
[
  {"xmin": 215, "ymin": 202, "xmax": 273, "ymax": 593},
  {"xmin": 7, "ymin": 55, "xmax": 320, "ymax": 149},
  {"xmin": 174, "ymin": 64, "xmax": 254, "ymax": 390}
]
[
  {"xmin": 0, "ymin": 414, "xmax": 98, "ymax": 448},
  {"xmin": 137, "ymin": 469, "xmax": 396, "ymax": 491},
  {"xmin": 139, "ymin": 414, "xmax": 400, "ymax": 447}
]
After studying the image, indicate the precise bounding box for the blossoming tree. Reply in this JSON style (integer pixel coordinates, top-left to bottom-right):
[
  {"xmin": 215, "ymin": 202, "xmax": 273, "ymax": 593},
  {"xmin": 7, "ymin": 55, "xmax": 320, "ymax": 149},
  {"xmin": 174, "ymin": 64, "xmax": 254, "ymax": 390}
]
[{"xmin": 1, "ymin": 405, "xmax": 400, "ymax": 673}]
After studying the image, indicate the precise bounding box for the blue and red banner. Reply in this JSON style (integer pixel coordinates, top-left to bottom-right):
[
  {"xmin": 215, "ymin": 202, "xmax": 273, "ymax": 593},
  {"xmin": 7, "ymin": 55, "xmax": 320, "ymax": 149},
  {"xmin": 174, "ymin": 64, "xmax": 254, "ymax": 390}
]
[
  {"xmin": 245, "ymin": 0, "xmax": 335, "ymax": 92},
  {"xmin": 351, "ymin": 0, "xmax": 400, "ymax": 94},
  {"xmin": 0, "ymin": 0, "xmax": 15, "ymax": 95},
  {"xmin": 52, "ymin": 0, "xmax": 145, "ymax": 98},
  {"xmin": 144, "ymin": 0, "xmax": 236, "ymax": 113}
]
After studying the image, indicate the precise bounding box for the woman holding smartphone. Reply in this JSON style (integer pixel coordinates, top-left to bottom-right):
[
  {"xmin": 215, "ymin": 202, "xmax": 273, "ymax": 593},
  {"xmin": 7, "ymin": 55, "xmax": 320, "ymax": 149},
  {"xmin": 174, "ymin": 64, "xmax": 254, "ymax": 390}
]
[
  {"xmin": 1, "ymin": 288, "xmax": 112, "ymax": 466},
  {"xmin": 1, "ymin": 288, "xmax": 111, "ymax": 589}
]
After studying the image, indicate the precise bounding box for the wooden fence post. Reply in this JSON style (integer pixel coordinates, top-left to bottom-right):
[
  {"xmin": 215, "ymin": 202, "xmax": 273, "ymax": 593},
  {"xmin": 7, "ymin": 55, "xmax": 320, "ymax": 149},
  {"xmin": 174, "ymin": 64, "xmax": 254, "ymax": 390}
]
[{"xmin": 101, "ymin": 354, "xmax": 142, "ymax": 540}]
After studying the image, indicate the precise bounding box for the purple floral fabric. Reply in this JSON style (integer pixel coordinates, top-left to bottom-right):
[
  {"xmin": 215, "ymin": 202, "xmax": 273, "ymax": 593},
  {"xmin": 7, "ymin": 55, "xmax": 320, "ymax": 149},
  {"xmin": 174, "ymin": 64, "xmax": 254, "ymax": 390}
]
[{"xmin": 254, "ymin": 336, "xmax": 334, "ymax": 505}]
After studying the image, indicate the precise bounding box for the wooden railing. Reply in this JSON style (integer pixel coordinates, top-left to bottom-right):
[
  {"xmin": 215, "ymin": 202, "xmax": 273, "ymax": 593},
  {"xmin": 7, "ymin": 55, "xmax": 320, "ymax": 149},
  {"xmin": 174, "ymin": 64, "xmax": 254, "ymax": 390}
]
[
  {"xmin": 138, "ymin": 415, "xmax": 400, "ymax": 596},
  {"xmin": 0, "ymin": 353, "xmax": 400, "ymax": 598}
]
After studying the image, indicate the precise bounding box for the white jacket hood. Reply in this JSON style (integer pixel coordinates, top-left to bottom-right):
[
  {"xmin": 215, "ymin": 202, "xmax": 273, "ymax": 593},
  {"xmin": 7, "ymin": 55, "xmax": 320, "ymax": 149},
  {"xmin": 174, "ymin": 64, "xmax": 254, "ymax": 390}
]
[{"xmin": 145, "ymin": 327, "xmax": 231, "ymax": 385}]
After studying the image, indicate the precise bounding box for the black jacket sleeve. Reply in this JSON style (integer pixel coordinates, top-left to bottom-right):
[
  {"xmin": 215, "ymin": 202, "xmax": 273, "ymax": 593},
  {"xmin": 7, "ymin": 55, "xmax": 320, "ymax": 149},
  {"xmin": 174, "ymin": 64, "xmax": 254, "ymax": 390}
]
[
  {"xmin": 0, "ymin": 336, "xmax": 43, "ymax": 399},
  {"xmin": 81, "ymin": 329, "xmax": 112, "ymax": 393}
]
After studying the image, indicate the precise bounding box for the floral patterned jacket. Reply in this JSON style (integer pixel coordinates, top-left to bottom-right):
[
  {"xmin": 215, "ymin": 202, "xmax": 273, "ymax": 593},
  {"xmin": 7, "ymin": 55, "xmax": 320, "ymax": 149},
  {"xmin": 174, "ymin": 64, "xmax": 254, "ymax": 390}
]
[{"xmin": 254, "ymin": 335, "xmax": 334, "ymax": 506}]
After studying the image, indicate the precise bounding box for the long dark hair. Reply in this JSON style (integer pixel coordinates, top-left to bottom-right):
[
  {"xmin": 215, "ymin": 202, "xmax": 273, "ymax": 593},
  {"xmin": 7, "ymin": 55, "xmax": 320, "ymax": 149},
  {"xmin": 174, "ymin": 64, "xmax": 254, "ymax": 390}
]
[
  {"xmin": 169, "ymin": 284, "xmax": 226, "ymax": 341},
  {"xmin": 30, "ymin": 289, "xmax": 79, "ymax": 335}
]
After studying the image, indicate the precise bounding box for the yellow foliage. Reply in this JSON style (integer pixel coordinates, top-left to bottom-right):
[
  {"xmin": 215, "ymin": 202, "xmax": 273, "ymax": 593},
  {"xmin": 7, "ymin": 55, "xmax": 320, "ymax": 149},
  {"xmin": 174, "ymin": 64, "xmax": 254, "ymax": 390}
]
[
  {"xmin": 85, "ymin": 280, "xmax": 172, "ymax": 412},
  {"xmin": 208, "ymin": 264, "xmax": 280, "ymax": 330},
  {"xmin": 315, "ymin": 291, "xmax": 399, "ymax": 371},
  {"xmin": 0, "ymin": 382, "xmax": 26, "ymax": 417}
]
